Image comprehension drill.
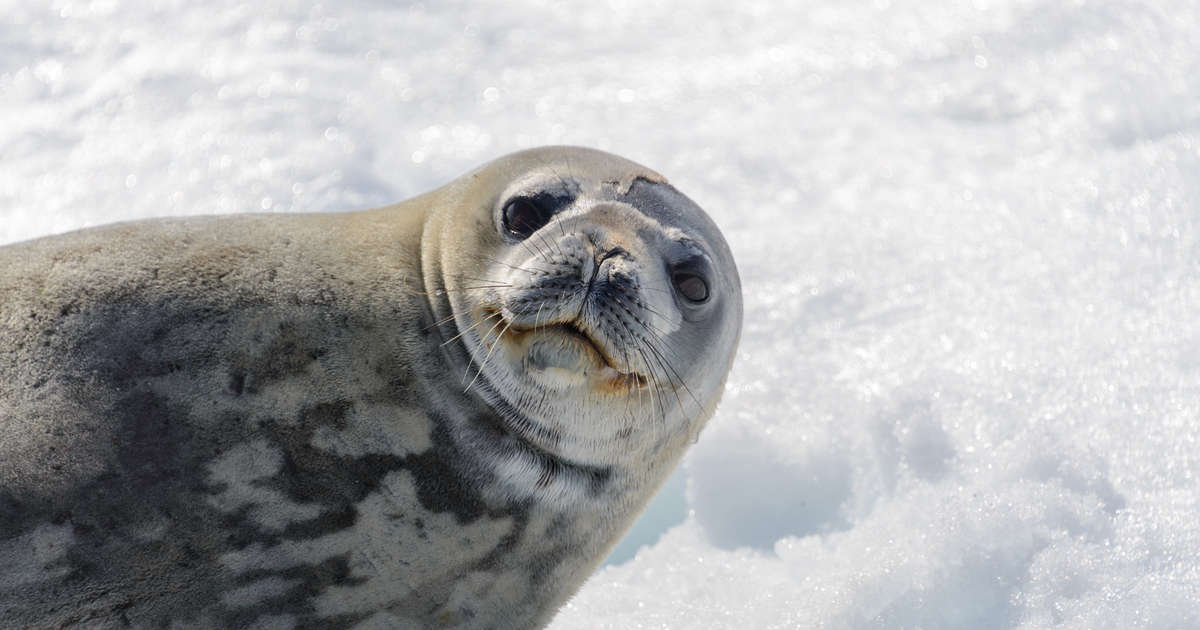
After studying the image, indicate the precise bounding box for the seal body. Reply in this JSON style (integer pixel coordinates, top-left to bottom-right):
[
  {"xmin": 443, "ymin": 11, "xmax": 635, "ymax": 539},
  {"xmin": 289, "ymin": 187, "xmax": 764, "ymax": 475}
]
[{"xmin": 0, "ymin": 147, "xmax": 742, "ymax": 629}]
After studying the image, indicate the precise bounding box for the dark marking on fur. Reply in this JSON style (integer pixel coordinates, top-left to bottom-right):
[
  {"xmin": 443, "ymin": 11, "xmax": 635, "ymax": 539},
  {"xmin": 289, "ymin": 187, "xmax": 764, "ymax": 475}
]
[
  {"xmin": 231, "ymin": 321, "xmax": 329, "ymax": 395},
  {"xmin": 229, "ymin": 371, "xmax": 247, "ymax": 395},
  {"xmin": 114, "ymin": 389, "xmax": 194, "ymax": 485},
  {"xmin": 0, "ymin": 294, "xmax": 425, "ymax": 626},
  {"xmin": 226, "ymin": 554, "xmax": 368, "ymax": 630}
]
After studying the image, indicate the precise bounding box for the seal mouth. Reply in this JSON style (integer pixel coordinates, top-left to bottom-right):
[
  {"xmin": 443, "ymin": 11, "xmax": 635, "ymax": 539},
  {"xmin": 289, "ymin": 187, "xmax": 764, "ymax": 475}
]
[{"xmin": 482, "ymin": 308, "xmax": 648, "ymax": 391}]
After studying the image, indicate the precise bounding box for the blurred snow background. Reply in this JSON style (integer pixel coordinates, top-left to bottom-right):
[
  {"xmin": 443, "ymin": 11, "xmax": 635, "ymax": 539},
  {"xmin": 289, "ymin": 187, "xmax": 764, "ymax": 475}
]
[{"xmin": 4, "ymin": 0, "xmax": 1200, "ymax": 627}]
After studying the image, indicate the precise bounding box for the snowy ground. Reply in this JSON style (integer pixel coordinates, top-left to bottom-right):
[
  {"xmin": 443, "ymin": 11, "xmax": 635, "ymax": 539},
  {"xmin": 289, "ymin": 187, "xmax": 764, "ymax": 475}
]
[{"xmin": 4, "ymin": 0, "xmax": 1200, "ymax": 627}]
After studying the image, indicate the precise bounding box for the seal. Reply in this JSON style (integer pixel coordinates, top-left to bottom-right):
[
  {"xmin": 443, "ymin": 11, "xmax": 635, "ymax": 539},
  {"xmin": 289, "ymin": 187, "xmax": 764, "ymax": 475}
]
[{"xmin": 0, "ymin": 146, "xmax": 742, "ymax": 629}]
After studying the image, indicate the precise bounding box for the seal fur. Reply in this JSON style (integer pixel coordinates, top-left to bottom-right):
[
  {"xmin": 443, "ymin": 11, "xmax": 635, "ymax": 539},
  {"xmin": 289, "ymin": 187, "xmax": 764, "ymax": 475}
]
[{"xmin": 0, "ymin": 146, "xmax": 742, "ymax": 629}]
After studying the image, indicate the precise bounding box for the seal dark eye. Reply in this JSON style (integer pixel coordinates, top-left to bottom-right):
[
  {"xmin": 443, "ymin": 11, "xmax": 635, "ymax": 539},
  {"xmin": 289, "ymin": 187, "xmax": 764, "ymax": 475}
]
[
  {"xmin": 502, "ymin": 197, "xmax": 552, "ymax": 239},
  {"xmin": 673, "ymin": 272, "xmax": 709, "ymax": 303}
]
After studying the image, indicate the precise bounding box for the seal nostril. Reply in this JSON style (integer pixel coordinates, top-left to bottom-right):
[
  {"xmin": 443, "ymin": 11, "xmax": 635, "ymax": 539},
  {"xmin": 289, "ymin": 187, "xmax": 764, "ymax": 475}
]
[{"xmin": 597, "ymin": 246, "xmax": 628, "ymax": 265}]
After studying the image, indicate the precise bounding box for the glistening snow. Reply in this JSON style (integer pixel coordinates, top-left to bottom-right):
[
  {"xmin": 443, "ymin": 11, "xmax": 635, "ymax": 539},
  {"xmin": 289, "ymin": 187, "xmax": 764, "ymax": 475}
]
[{"xmin": 3, "ymin": 0, "xmax": 1198, "ymax": 628}]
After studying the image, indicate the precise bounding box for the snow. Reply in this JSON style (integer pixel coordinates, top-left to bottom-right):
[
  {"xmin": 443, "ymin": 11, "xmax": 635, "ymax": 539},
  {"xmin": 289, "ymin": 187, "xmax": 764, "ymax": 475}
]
[{"xmin": 4, "ymin": 0, "xmax": 1200, "ymax": 627}]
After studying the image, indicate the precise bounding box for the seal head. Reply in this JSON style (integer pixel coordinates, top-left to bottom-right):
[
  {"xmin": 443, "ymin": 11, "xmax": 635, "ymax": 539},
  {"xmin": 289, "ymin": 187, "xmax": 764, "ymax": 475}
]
[{"xmin": 423, "ymin": 147, "xmax": 742, "ymax": 501}]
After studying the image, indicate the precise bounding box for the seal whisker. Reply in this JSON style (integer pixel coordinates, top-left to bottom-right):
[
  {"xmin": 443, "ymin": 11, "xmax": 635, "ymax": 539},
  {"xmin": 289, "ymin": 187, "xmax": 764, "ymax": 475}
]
[
  {"xmin": 632, "ymin": 297, "xmax": 669, "ymax": 322},
  {"xmin": 513, "ymin": 215, "xmax": 551, "ymax": 261},
  {"xmin": 525, "ymin": 206, "xmax": 564, "ymax": 259},
  {"xmin": 411, "ymin": 285, "xmax": 509, "ymax": 296},
  {"xmin": 612, "ymin": 314, "xmax": 685, "ymax": 420},
  {"xmin": 463, "ymin": 312, "xmax": 510, "ymax": 384},
  {"xmin": 534, "ymin": 299, "xmax": 548, "ymax": 333},
  {"xmin": 563, "ymin": 155, "xmax": 577, "ymax": 193},
  {"xmin": 453, "ymin": 274, "xmax": 513, "ymax": 285},
  {"xmin": 470, "ymin": 254, "xmax": 548, "ymax": 275},
  {"xmin": 423, "ymin": 309, "xmax": 460, "ymax": 332},
  {"xmin": 615, "ymin": 296, "xmax": 690, "ymax": 367},
  {"xmin": 608, "ymin": 291, "xmax": 686, "ymax": 370},
  {"xmin": 434, "ymin": 284, "xmax": 514, "ymax": 292},
  {"xmin": 465, "ymin": 318, "xmax": 514, "ymax": 394},
  {"xmin": 608, "ymin": 317, "xmax": 665, "ymax": 426},
  {"xmin": 548, "ymin": 162, "xmax": 578, "ymax": 199},
  {"xmin": 441, "ymin": 310, "xmax": 501, "ymax": 347},
  {"xmin": 640, "ymin": 328, "xmax": 697, "ymax": 396},
  {"xmin": 546, "ymin": 163, "xmax": 581, "ymax": 255},
  {"xmin": 632, "ymin": 318, "xmax": 703, "ymax": 412},
  {"xmin": 610, "ymin": 321, "xmax": 652, "ymax": 427},
  {"xmin": 634, "ymin": 343, "xmax": 668, "ymax": 429},
  {"xmin": 608, "ymin": 292, "xmax": 697, "ymax": 412},
  {"xmin": 542, "ymin": 225, "xmax": 565, "ymax": 260},
  {"xmin": 640, "ymin": 334, "xmax": 690, "ymax": 417},
  {"xmin": 556, "ymin": 209, "xmax": 568, "ymax": 242},
  {"xmin": 627, "ymin": 313, "xmax": 682, "ymax": 361}
]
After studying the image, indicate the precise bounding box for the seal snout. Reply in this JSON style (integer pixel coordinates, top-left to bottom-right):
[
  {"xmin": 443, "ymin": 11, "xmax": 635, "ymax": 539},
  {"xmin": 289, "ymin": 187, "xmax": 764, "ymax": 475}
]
[{"xmin": 497, "ymin": 229, "xmax": 659, "ymax": 379}]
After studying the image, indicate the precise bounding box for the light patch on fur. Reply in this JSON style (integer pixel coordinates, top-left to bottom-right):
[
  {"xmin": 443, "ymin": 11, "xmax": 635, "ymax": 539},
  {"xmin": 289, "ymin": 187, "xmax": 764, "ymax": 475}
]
[
  {"xmin": 207, "ymin": 439, "xmax": 325, "ymax": 531},
  {"xmin": 490, "ymin": 450, "xmax": 589, "ymax": 506},
  {"xmin": 436, "ymin": 570, "xmax": 531, "ymax": 626},
  {"xmin": 0, "ymin": 522, "xmax": 75, "ymax": 588},
  {"xmin": 315, "ymin": 470, "xmax": 515, "ymax": 618},
  {"xmin": 616, "ymin": 172, "xmax": 667, "ymax": 195},
  {"xmin": 218, "ymin": 470, "xmax": 513, "ymax": 619},
  {"xmin": 221, "ymin": 576, "xmax": 302, "ymax": 609},
  {"xmin": 311, "ymin": 403, "xmax": 433, "ymax": 457},
  {"xmin": 143, "ymin": 364, "xmax": 347, "ymax": 455}
]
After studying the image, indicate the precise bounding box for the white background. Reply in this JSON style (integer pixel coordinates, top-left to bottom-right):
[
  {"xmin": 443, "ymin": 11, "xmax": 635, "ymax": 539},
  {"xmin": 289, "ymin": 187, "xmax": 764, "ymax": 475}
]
[{"xmin": 4, "ymin": 1, "xmax": 1199, "ymax": 627}]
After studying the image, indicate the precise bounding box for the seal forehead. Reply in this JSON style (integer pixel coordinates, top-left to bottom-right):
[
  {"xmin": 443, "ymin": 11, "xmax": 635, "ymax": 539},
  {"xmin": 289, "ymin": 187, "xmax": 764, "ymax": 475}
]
[
  {"xmin": 620, "ymin": 178, "xmax": 730, "ymax": 258},
  {"xmin": 485, "ymin": 148, "xmax": 732, "ymax": 271},
  {"xmin": 488, "ymin": 146, "xmax": 668, "ymax": 196}
]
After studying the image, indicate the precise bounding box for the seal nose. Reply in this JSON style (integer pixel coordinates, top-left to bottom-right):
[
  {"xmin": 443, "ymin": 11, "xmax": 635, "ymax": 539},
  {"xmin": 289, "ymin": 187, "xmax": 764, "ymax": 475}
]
[
  {"xmin": 596, "ymin": 246, "xmax": 629, "ymax": 265},
  {"xmin": 580, "ymin": 219, "xmax": 638, "ymax": 265},
  {"xmin": 585, "ymin": 246, "xmax": 629, "ymax": 293}
]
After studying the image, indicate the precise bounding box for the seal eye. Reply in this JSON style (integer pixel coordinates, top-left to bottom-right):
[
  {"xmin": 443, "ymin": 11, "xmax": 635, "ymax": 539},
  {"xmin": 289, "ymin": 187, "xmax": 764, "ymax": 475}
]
[
  {"xmin": 673, "ymin": 272, "xmax": 709, "ymax": 303},
  {"xmin": 502, "ymin": 197, "xmax": 551, "ymax": 239}
]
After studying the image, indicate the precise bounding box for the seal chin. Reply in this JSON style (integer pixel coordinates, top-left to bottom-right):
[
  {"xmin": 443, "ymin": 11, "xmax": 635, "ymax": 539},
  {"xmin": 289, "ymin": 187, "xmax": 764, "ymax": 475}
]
[{"xmin": 468, "ymin": 370, "xmax": 614, "ymax": 492}]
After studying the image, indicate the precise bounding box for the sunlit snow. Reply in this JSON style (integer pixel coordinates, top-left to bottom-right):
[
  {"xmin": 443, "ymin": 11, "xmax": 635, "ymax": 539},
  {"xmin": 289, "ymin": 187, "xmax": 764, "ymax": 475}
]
[{"xmin": 3, "ymin": 0, "xmax": 1199, "ymax": 627}]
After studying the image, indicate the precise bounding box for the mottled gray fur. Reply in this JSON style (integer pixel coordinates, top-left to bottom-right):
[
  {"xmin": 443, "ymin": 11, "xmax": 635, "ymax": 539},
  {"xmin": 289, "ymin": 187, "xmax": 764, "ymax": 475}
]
[{"xmin": 0, "ymin": 147, "xmax": 741, "ymax": 629}]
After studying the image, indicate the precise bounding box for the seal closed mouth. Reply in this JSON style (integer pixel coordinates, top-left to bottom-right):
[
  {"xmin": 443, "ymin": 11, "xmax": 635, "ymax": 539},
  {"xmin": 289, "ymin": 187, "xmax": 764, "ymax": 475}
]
[
  {"xmin": 490, "ymin": 311, "xmax": 647, "ymax": 390},
  {"xmin": 543, "ymin": 321, "xmax": 614, "ymax": 367}
]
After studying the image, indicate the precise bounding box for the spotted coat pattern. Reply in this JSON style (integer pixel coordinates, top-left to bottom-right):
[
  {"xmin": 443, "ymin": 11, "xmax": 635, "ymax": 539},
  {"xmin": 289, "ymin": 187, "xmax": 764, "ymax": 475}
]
[
  {"xmin": 0, "ymin": 147, "xmax": 742, "ymax": 630},
  {"xmin": 0, "ymin": 213, "xmax": 624, "ymax": 629}
]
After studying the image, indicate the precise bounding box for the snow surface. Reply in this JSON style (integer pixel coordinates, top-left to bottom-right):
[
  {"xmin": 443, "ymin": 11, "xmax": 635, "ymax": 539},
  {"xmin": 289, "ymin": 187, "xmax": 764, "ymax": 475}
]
[{"xmin": 4, "ymin": 0, "xmax": 1200, "ymax": 627}]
